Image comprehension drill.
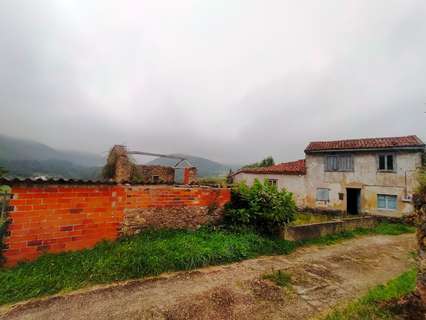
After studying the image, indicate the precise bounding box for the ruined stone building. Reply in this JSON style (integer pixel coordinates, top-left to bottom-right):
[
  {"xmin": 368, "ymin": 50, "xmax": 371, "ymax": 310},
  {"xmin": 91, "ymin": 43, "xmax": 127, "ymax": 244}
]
[
  {"xmin": 233, "ymin": 135, "xmax": 425, "ymax": 217},
  {"xmin": 105, "ymin": 145, "xmax": 197, "ymax": 184}
]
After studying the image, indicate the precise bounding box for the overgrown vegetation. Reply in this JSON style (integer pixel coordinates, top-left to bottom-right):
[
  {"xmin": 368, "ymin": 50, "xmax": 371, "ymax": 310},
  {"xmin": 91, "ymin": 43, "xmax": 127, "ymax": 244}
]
[
  {"xmin": 321, "ymin": 269, "xmax": 417, "ymax": 320},
  {"xmin": 243, "ymin": 156, "xmax": 275, "ymax": 169},
  {"xmin": 223, "ymin": 179, "xmax": 297, "ymax": 234},
  {"xmin": 197, "ymin": 176, "xmax": 228, "ymax": 187},
  {"xmin": 0, "ymin": 228, "xmax": 296, "ymax": 305},
  {"xmin": 0, "ymin": 221, "xmax": 414, "ymax": 306},
  {"xmin": 290, "ymin": 212, "xmax": 337, "ymax": 226},
  {"xmin": 0, "ymin": 167, "xmax": 10, "ymax": 266},
  {"xmin": 413, "ymin": 165, "xmax": 426, "ymax": 309},
  {"xmin": 262, "ymin": 269, "xmax": 292, "ymax": 287}
]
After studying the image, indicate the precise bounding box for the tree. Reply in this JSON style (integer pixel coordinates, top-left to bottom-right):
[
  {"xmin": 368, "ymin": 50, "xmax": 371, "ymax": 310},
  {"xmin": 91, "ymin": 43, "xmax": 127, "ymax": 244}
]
[{"xmin": 244, "ymin": 156, "xmax": 275, "ymax": 169}]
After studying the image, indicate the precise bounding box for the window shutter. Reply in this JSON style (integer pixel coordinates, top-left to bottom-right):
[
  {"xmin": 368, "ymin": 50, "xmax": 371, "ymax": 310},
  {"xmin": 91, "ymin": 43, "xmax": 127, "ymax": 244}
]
[
  {"xmin": 377, "ymin": 195, "xmax": 386, "ymax": 208},
  {"xmin": 379, "ymin": 155, "xmax": 386, "ymax": 170},
  {"xmin": 386, "ymin": 155, "xmax": 394, "ymax": 171},
  {"xmin": 377, "ymin": 194, "xmax": 397, "ymax": 210},
  {"xmin": 387, "ymin": 195, "xmax": 397, "ymax": 209},
  {"xmin": 326, "ymin": 155, "xmax": 353, "ymax": 171},
  {"xmin": 327, "ymin": 156, "xmax": 337, "ymax": 171},
  {"xmin": 316, "ymin": 188, "xmax": 329, "ymax": 201}
]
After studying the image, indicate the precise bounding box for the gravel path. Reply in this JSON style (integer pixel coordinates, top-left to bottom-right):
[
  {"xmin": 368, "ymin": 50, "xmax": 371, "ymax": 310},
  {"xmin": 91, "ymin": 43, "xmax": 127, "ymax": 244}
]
[{"xmin": 0, "ymin": 234, "xmax": 416, "ymax": 320}]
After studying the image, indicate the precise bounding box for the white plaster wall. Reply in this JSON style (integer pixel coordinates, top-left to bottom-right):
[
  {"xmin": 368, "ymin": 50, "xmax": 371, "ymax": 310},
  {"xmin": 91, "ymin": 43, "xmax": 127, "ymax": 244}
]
[
  {"xmin": 233, "ymin": 173, "xmax": 307, "ymax": 208},
  {"xmin": 233, "ymin": 151, "xmax": 422, "ymax": 217},
  {"xmin": 305, "ymin": 151, "xmax": 422, "ymax": 216}
]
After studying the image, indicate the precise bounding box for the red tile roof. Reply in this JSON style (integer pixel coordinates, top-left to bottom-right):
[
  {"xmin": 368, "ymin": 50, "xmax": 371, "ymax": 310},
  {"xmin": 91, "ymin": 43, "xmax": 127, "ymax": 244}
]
[
  {"xmin": 305, "ymin": 135, "xmax": 425, "ymax": 153},
  {"xmin": 235, "ymin": 159, "xmax": 306, "ymax": 175}
]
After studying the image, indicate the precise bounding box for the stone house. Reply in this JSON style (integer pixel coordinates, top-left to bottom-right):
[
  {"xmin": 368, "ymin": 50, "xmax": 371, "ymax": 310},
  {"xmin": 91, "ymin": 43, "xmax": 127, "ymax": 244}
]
[
  {"xmin": 106, "ymin": 145, "xmax": 197, "ymax": 184},
  {"xmin": 233, "ymin": 135, "xmax": 425, "ymax": 217}
]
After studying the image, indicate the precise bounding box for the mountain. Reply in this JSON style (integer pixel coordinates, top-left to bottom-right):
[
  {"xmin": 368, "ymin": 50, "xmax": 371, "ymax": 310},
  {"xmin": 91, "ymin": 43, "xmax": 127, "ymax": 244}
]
[
  {"xmin": 0, "ymin": 134, "xmax": 104, "ymax": 166},
  {"xmin": 0, "ymin": 134, "xmax": 241, "ymax": 179},
  {"xmin": 147, "ymin": 154, "xmax": 240, "ymax": 178},
  {"xmin": 0, "ymin": 134, "xmax": 103, "ymax": 179}
]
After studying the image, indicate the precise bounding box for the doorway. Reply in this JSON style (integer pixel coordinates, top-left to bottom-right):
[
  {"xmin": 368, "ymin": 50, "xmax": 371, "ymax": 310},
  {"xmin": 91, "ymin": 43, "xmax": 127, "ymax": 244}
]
[{"xmin": 346, "ymin": 188, "xmax": 361, "ymax": 215}]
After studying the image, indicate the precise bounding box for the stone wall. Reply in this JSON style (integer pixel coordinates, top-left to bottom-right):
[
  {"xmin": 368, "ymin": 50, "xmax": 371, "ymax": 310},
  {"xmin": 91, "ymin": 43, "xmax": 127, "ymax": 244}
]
[
  {"xmin": 105, "ymin": 145, "xmax": 192, "ymax": 184},
  {"xmin": 134, "ymin": 165, "xmax": 175, "ymax": 184},
  {"xmin": 121, "ymin": 186, "xmax": 229, "ymax": 235},
  {"xmin": 106, "ymin": 145, "xmax": 132, "ymax": 183},
  {"xmin": 282, "ymin": 216, "xmax": 378, "ymax": 241}
]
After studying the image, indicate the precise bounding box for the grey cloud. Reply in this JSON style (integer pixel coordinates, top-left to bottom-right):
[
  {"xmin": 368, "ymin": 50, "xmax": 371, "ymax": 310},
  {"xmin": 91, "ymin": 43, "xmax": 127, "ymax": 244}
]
[{"xmin": 0, "ymin": 0, "xmax": 425, "ymax": 165}]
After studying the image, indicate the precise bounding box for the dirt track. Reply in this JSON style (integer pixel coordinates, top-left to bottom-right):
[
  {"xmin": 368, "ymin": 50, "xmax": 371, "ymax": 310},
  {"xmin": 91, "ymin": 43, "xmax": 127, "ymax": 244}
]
[{"xmin": 0, "ymin": 234, "xmax": 416, "ymax": 320}]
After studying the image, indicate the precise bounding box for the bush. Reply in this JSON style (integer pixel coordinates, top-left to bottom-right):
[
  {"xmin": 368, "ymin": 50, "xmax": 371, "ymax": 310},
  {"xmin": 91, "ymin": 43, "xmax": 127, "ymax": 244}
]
[
  {"xmin": 223, "ymin": 179, "xmax": 296, "ymax": 234},
  {"xmin": 0, "ymin": 180, "xmax": 11, "ymax": 266}
]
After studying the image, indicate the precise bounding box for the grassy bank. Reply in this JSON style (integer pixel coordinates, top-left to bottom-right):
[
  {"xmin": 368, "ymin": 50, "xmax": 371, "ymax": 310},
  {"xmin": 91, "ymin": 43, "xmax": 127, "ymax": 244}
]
[
  {"xmin": 322, "ymin": 269, "xmax": 417, "ymax": 320},
  {"xmin": 300, "ymin": 222, "xmax": 415, "ymax": 246},
  {"xmin": 0, "ymin": 228, "xmax": 295, "ymax": 305},
  {"xmin": 0, "ymin": 222, "xmax": 415, "ymax": 306}
]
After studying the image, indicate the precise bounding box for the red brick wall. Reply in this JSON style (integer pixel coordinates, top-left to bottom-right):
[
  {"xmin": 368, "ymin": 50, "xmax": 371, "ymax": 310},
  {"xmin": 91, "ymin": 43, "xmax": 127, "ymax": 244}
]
[
  {"xmin": 2, "ymin": 184, "xmax": 230, "ymax": 266},
  {"xmin": 124, "ymin": 186, "xmax": 230, "ymax": 209},
  {"xmin": 4, "ymin": 185, "xmax": 125, "ymax": 266}
]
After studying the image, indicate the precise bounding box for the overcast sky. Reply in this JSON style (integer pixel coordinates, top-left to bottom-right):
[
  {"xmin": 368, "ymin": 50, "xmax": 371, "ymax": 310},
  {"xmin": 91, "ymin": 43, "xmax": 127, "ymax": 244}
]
[{"xmin": 0, "ymin": 1, "xmax": 425, "ymax": 164}]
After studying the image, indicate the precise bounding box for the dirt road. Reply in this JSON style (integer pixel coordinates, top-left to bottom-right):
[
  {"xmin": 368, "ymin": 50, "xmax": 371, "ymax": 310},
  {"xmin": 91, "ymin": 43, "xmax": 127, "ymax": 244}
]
[{"xmin": 0, "ymin": 234, "xmax": 416, "ymax": 320}]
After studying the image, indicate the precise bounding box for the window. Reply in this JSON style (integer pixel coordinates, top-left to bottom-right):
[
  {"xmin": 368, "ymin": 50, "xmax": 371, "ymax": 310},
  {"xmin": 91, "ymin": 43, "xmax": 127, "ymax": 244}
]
[
  {"xmin": 152, "ymin": 175, "xmax": 160, "ymax": 183},
  {"xmin": 268, "ymin": 179, "xmax": 278, "ymax": 187},
  {"xmin": 325, "ymin": 154, "xmax": 353, "ymax": 171},
  {"xmin": 377, "ymin": 194, "xmax": 397, "ymax": 210},
  {"xmin": 378, "ymin": 154, "xmax": 395, "ymax": 171},
  {"xmin": 316, "ymin": 188, "xmax": 330, "ymax": 201}
]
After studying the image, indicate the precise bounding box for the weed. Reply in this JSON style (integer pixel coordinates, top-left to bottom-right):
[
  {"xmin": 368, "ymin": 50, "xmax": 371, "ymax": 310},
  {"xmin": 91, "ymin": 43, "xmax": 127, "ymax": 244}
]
[
  {"xmin": 262, "ymin": 270, "xmax": 292, "ymax": 287},
  {"xmin": 299, "ymin": 222, "xmax": 415, "ymax": 247},
  {"xmin": 0, "ymin": 228, "xmax": 295, "ymax": 305},
  {"xmin": 0, "ymin": 222, "xmax": 414, "ymax": 306},
  {"xmin": 321, "ymin": 269, "xmax": 417, "ymax": 320}
]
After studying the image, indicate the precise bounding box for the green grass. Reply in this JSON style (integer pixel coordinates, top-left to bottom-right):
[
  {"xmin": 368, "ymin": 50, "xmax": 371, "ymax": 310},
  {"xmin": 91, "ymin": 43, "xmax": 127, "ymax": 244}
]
[
  {"xmin": 262, "ymin": 269, "xmax": 292, "ymax": 287},
  {"xmin": 322, "ymin": 269, "xmax": 417, "ymax": 320},
  {"xmin": 299, "ymin": 222, "xmax": 415, "ymax": 246},
  {"xmin": 290, "ymin": 212, "xmax": 338, "ymax": 226},
  {"xmin": 0, "ymin": 222, "xmax": 415, "ymax": 306},
  {"xmin": 0, "ymin": 228, "xmax": 295, "ymax": 305}
]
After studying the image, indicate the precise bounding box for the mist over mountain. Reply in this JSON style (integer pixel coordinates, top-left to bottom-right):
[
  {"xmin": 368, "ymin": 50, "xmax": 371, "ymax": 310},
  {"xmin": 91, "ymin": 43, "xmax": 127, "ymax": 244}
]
[
  {"xmin": 0, "ymin": 134, "xmax": 103, "ymax": 179},
  {"xmin": 0, "ymin": 134, "xmax": 104, "ymax": 166},
  {"xmin": 0, "ymin": 135, "xmax": 240, "ymax": 179}
]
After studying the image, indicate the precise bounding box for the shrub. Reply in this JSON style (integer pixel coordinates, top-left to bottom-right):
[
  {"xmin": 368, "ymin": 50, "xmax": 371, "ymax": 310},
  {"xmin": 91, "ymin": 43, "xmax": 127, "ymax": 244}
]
[
  {"xmin": 223, "ymin": 179, "xmax": 296, "ymax": 234},
  {"xmin": 0, "ymin": 166, "xmax": 10, "ymax": 265}
]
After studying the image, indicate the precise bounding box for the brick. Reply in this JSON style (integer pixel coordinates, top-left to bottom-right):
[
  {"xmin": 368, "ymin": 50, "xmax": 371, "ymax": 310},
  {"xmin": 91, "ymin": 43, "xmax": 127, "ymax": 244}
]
[
  {"xmin": 27, "ymin": 240, "xmax": 42, "ymax": 247},
  {"xmin": 15, "ymin": 205, "xmax": 33, "ymax": 211},
  {"xmin": 69, "ymin": 208, "xmax": 84, "ymax": 214}
]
